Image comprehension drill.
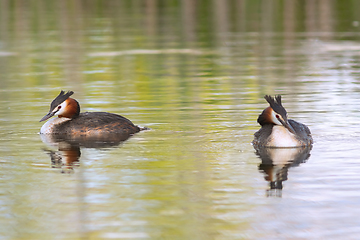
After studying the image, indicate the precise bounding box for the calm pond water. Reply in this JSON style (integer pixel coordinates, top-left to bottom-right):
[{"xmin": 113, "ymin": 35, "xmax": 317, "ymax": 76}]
[{"xmin": 1, "ymin": 1, "xmax": 360, "ymax": 239}]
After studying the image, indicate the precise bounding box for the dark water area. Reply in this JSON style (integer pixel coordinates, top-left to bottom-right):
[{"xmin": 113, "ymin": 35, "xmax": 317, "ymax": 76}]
[{"xmin": 1, "ymin": 1, "xmax": 360, "ymax": 239}]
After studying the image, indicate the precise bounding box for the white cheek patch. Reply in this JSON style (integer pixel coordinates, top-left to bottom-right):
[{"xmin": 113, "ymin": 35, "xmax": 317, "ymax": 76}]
[
  {"xmin": 54, "ymin": 101, "xmax": 68, "ymax": 116},
  {"xmin": 270, "ymin": 111, "xmax": 283, "ymax": 125}
]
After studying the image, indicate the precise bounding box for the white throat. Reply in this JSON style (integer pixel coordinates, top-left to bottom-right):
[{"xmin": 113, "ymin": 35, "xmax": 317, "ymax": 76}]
[
  {"xmin": 267, "ymin": 125, "xmax": 299, "ymax": 147},
  {"xmin": 40, "ymin": 117, "xmax": 71, "ymax": 134}
]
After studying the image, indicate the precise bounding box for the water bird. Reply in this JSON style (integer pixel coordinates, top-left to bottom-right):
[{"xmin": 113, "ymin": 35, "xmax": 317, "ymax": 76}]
[
  {"xmin": 252, "ymin": 95, "xmax": 313, "ymax": 148},
  {"xmin": 40, "ymin": 90, "xmax": 143, "ymax": 136}
]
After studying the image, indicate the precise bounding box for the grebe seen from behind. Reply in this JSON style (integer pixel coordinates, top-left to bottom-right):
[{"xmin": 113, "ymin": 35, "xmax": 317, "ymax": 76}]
[
  {"xmin": 252, "ymin": 95, "xmax": 312, "ymax": 148},
  {"xmin": 40, "ymin": 91, "xmax": 142, "ymax": 136}
]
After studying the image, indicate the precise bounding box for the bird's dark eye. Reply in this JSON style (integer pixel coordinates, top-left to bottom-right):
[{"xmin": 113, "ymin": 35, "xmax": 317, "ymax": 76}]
[
  {"xmin": 276, "ymin": 115, "xmax": 280, "ymax": 118},
  {"xmin": 58, "ymin": 106, "xmax": 61, "ymax": 109}
]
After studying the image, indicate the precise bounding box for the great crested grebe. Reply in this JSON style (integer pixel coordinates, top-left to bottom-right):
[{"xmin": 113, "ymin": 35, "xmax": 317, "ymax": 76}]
[
  {"xmin": 252, "ymin": 95, "xmax": 313, "ymax": 148},
  {"xmin": 40, "ymin": 90, "xmax": 143, "ymax": 135}
]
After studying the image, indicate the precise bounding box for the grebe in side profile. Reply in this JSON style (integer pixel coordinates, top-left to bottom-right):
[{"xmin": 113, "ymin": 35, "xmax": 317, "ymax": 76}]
[
  {"xmin": 40, "ymin": 90, "xmax": 143, "ymax": 136},
  {"xmin": 252, "ymin": 95, "xmax": 312, "ymax": 148}
]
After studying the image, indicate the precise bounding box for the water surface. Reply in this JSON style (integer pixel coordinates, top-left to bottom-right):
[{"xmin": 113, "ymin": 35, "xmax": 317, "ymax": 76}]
[{"xmin": 1, "ymin": 1, "xmax": 360, "ymax": 239}]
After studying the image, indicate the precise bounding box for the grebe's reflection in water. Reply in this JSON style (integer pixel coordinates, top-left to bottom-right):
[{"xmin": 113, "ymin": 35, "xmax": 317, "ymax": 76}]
[
  {"xmin": 254, "ymin": 146, "xmax": 312, "ymax": 197},
  {"xmin": 40, "ymin": 132, "xmax": 135, "ymax": 173}
]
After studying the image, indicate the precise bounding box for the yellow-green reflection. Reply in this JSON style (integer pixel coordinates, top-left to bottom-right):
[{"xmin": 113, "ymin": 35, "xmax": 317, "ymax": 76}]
[{"xmin": 0, "ymin": 0, "xmax": 360, "ymax": 239}]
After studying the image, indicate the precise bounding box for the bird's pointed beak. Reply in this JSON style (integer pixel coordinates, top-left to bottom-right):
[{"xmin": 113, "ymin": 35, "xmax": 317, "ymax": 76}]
[
  {"xmin": 279, "ymin": 119, "xmax": 296, "ymax": 134},
  {"xmin": 39, "ymin": 111, "xmax": 55, "ymax": 122}
]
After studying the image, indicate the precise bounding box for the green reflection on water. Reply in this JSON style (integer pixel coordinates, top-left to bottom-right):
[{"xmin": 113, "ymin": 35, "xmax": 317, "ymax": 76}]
[{"xmin": 0, "ymin": 0, "xmax": 359, "ymax": 239}]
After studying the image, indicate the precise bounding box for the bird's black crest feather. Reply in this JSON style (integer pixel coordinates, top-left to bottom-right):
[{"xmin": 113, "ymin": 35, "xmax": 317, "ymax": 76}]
[
  {"xmin": 264, "ymin": 95, "xmax": 287, "ymax": 117},
  {"xmin": 50, "ymin": 90, "xmax": 74, "ymax": 111}
]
